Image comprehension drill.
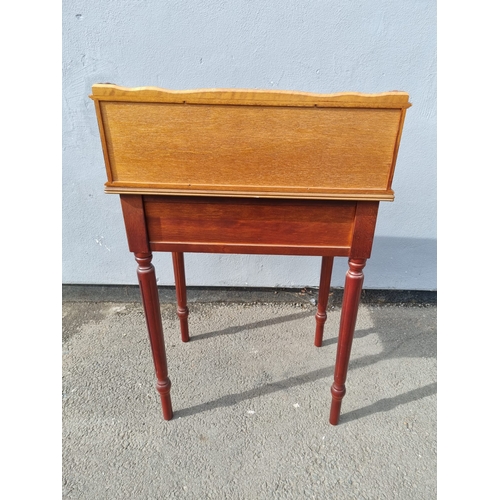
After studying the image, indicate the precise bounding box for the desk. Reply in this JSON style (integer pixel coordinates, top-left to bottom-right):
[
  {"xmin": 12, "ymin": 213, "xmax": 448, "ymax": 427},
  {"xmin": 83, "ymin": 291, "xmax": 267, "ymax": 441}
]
[{"xmin": 90, "ymin": 85, "xmax": 410, "ymax": 425}]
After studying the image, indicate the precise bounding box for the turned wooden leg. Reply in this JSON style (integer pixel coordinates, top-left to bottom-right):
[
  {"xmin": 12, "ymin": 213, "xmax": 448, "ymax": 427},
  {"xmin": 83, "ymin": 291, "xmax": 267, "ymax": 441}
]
[
  {"xmin": 314, "ymin": 256, "xmax": 334, "ymax": 347},
  {"xmin": 135, "ymin": 252, "xmax": 173, "ymax": 420},
  {"xmin": 172, "ymin": 252, "xmax": 190, "ymax": 342},
  {"xmin": 330, "ymin": 258, "xmax": 366, "ymax": 425}
]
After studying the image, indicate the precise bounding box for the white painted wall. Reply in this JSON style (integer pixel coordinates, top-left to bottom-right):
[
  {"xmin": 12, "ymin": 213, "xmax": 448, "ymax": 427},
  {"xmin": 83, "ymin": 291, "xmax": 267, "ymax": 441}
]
[{"xmin": 62, "ymin": 0, "xmax": 436, "ymax": 290}]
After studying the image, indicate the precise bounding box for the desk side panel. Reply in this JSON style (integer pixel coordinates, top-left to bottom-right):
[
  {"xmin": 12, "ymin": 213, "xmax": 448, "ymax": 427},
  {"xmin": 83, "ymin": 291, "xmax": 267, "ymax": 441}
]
[
  {"xmin": 143, "ymin": 196, "xmax": 355, "ymax": 256},
  {"xmin": 100, "ymin": 102, "xmax": 402, "ymax": 199}
]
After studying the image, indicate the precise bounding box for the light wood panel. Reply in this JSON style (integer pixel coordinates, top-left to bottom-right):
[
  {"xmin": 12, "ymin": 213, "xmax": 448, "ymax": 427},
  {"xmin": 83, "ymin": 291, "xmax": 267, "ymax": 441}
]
[{"xmin": 91, "ymin": 85, "xmax": 410, "ymax": 201}]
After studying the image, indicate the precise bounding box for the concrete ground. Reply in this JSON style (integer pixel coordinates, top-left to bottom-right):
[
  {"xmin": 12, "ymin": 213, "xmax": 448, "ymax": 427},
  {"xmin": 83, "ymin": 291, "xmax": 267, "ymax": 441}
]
[{"xmin": 62, "ymin": 288, "xmax": 436, "ymax": 499}]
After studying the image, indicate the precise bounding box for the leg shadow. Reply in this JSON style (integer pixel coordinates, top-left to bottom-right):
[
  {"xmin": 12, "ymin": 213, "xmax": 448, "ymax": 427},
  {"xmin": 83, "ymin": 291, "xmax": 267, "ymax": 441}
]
[
  {"xmin": 339, "ymin": 382, "xmax": 437, "ymax": 424},
  {"xmin": 174, "ymin": 365, "xmax": 333, "ymax": 419},
  {"xmin": 175, "ymin": 305, "xmax": 436, "ymax": 424},
  {"xmin": 189, "ymin": 310, "xmax": 314, "ymax": 341}
]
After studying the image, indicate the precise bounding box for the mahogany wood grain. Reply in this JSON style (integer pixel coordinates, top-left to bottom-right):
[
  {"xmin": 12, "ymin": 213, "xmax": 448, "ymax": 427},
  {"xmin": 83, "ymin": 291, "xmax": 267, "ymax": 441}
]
[
  {"xmin": 135, "ymin": 252, "xmax": 173, "ymax": 420},
  {"xmin": 172, "ymin": 252, "xmax": 189, "ymax": 343},
  {"xmin": 144, "ymin": 196, "xmax": 355, "ymax": 256},
  {"xmin": 120, "ymin": 195, "xmax": 149, "ymax": 253},
  {"xmin": 350, "ymin": 201, "xmax": 380, "ymax": 259},
  {"xmin": 330, "ymin": 258, "xmax": 366, "ymax": 425},
  {"xmin": 314, "ymin": 256, "xmax": 334, "ymax": 347},
  {"xmin": 150, "ymin": 243, "xmax": 350, "ymax": 257}
]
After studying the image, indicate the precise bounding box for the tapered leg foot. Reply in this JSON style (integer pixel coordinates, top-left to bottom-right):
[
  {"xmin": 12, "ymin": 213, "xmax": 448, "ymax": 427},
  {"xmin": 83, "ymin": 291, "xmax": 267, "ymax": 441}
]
[
  {"xmin": 329, "ymin": 384, "xmax": 346, "ymax": 425},
  {"xmin": 172, "ymin": 252, "xmax": 189, "ymax": 342},
  {"xmin": 314, "ymin": 256, "xmax": 334, "ymax": 347},
  {"xmin": 157, "ymin": 379, "xmax": 173, "ymax": 420},
  {"xmin": 135, "ymin": 252, "xmax": 173, "ymax": 420},
  {"xmin": 329, "ymin": 258, "xmax": 366, "ymax": 425}
]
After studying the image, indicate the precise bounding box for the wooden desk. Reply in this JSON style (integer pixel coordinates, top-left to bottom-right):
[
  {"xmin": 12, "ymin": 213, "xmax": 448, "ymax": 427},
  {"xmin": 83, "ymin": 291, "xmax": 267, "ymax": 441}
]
[{"xmin": 90, "ymin": 85, "xmax": 410, "ymax": 425}]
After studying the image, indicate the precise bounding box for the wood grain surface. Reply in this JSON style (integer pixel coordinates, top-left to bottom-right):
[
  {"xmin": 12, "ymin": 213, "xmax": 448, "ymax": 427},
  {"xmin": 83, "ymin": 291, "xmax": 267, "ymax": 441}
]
[
  {"xmin": 91, "ymin": 85, "xmax": 410, "ymax": 201},
  {"xmin": 143, "ymin": 196, "xmax": 356, "ymax": 255}
]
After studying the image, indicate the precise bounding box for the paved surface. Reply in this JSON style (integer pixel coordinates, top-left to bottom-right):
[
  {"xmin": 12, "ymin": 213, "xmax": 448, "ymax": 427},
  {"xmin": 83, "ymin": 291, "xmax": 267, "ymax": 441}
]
[{"xmin": 62, "ymin": 296, "xmax": 436, "ymax": 499}]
